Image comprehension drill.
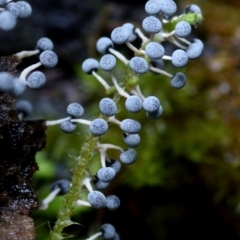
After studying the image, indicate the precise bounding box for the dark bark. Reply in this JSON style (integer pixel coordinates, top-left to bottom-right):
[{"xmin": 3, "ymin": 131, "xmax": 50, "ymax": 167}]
[{"xmin": 0, "ymin": 92, "xmax": 47, "ymax": 240}]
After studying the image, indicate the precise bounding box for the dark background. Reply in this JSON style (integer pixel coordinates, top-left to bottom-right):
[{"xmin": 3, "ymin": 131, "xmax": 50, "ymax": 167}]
[{"xmin": 1, "ymin": 0, "xmax": 240, "ymax": 239}]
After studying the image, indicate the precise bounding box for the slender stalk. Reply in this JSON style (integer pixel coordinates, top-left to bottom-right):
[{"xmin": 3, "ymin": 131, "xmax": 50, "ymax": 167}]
[
  {"xmin": 50, "ymin": 68, "xmax": 140, "ymax": 240},
  {"xmin": 50, "ymin": 135, "xmax": 99, "ymax": 240}
]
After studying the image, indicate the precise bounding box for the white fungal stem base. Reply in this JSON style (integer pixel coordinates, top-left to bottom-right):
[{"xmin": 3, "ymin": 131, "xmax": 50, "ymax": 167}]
[
  {"xmin": 149, "ymin": 66, "xmax": 173, "ymax": 78},
  {"xmin": 108, "ymin": 116, "xmax": 121, "ymax": 126},
  {"xmin": 97, "ymin": 142, "xmax": 123, "ymax": 152},
  {"xmin": 19, "ymin": 62, "xmax": 42, "ymax": 81},
  {"xmin": 15, "ymin": 50, "xmax": 40, "ymax": 59},
  {"xmin": 110, "ymin": 73, "xmax": 129, "ymax": 98},
  {"xmin": 82, "ymin": 177, "xmax": 93, "ymax": 192},
  {"xmin": 108, "ymin": 48, "xmax": 129, "ymax": 65},
  {"xmin": 161, "ymin": 55, "xmax": 172, "ymax": 61},
  {"xmin": 76, "ymin": 199, "xmax": 92, "ymax": 207},
  {"xmin": 99, "ymin": 149, "xmax": 107, "ymax": 168},
  {"xmin": 125, "ymin": 41, "xmax": 144, "ymax": 56},
  {"xmin": 135, "ymin": 28, "xmax": 148, "ymax": 44},
  {"xmin": 45, "ymin": 117, "xmax": 71, "ymax": 126},
  {"xmin": 85, "ymin": 232, "xmax": 102, "ymax": 240},
  {"xmin": 71, "ymin": 119, "xmax": 92, "ymax": 126},
  {"xmin": 161, "ymin": 30, "xmax": 176, "ymax": 39},
  {"xmin": 92, "ymin": 71, "xmax": 110, "ymax": 90},
  {"xmin": 176, "ymin": 36, "xmax": 191, "ymax": 46},
  {"xmin": 131, "ymin": 84, "xmax": 145, "ymax": 100},
  {"xmin": 39, "ymin": 188, "xmax": 61, "ymax": 210},
  {"xmin": 165, "ymin": 35, "xmax": 188, "ymax": 50}
]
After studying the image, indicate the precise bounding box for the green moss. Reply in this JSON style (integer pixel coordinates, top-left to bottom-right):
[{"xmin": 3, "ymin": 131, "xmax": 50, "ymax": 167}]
[{"xmin": 163, "ymin": 13, "xmax": 203, "ymax": 33}]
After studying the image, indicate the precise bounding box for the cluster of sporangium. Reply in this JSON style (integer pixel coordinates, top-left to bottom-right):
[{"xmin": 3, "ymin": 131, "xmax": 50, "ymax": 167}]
[{"xmin": 0, "ymin": 0, "xmax": 203, "ymax": 239}]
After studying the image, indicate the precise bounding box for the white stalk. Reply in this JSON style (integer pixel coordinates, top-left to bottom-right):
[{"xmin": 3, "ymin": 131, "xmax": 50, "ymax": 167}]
[
  {"xmin": 108, "ymin": 48, "xmax": 129, "ymax": 65},
  {"xmin": 76, "ymin": 199, "xmax": 92, "ymax": 207},
  {"xmin": 85, "ymin": 232, "xmax": 102, "ymax": 240},
  {"xmin": 19, "ymin": 62, "xmax": 42, "ymax": 81},
  {"xmin": 15, "ymin": 50, "xmax": 40, "ymax": 59},
  {"xmin": 92, "ymin": 71, "xmax": 110, "ymax": 90},
  {"xmin": 71, "ymin": 119, "xmax": 92, "ymax": 125},
  {"xmin": 149, "ymin": 66, "xmax": 173, "ymax": 78},
  {"xmin": 45, "ymin": 117, "xmax": 71, "ymax": 126},
  {"xmin": 161, "ymin": 55, "xmax": 172, "ymax": 61},
  {"xmin": 125, "ymin": 41, "xmax": 145, "ymax": 55},
  {"xmin": 135, "ymin": 28, "xmax": 148, "ymax": 43},
  {"xmin": 110, "ymin": 72, "xmax": 129, "ymax": 98},
  {"xmin": 40, "ymin": 188, "xmax": 60, "ymax": 210},
  {"xmin": 107, "ymin": 116, "xmax": 121, "ymax": 126},
  {"xmin": 131, "ymin": 84, "xmax": 145, "ymax": 100},
  {"xmin": 97, "ymin": 142, "xmax": 123, "ymax": 152},
  {"xmin": 82, "ymin": 177, "xmax": 93, "ymax": 192}
]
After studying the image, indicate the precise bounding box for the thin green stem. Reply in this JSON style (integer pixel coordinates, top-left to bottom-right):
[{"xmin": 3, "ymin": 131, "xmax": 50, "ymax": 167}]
[
  {"xmin": 50, "ymin": 69, "xmax": 140, "ymax": 240},
  {"xmin": 50, "ymin": 135, "xmax": 99, "ymax": 240}
]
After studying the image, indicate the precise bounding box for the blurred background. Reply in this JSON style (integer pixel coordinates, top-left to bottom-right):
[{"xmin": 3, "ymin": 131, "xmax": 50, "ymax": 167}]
[{"xmin": 1, "ymin": 0, "xmax": 240, "ymax": 239}]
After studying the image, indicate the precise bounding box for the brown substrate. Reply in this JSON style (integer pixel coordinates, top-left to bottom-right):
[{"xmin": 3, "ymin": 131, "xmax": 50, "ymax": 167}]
[{"xmin": 0, "ymin": 92, "xmax": 47, "ymax": 239}]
